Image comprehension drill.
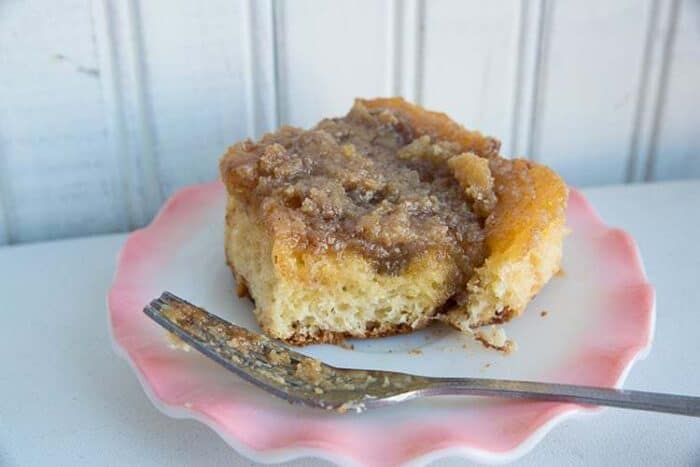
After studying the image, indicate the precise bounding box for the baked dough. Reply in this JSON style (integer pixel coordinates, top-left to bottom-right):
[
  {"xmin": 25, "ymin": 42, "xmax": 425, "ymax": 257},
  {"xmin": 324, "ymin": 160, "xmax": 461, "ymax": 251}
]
[{"xmin": 220, "ymin": 98, "xmax": 567, "ymax": 349}]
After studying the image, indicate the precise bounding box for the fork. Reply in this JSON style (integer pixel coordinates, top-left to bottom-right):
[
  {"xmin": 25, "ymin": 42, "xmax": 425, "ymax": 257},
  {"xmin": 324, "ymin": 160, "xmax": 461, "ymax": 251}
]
[{"xmin": 143, "ymin": 292, "xmax": 700, "ymax": 416}]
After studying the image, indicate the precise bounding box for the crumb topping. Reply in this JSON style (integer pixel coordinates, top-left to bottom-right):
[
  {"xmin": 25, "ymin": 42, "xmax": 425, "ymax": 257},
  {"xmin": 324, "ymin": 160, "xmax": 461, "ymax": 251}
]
[{"xmin": 221, "ymin": 101, "xmax": 498, "ymax": 282}]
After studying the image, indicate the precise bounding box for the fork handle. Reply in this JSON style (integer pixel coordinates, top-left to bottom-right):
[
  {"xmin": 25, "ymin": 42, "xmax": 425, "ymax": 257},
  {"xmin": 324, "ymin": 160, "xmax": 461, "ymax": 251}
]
[{"xmin": 424, "ymin": 378, "xmax": 700, "ymax": 417}]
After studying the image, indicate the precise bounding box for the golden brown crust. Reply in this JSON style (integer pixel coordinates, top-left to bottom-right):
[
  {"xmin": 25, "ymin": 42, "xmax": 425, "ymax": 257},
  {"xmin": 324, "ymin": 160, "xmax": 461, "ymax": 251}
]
[
  {"xmin": 359, "ymin": 97, "xmax": 500, "ymax": 158},
  {"xmin": 284, "ymin": 322, "xmax": 417, "ymax": 346},
  {"xmin": 487, "ymin": 160, "xmax": 567, "ymax": 263},
  {"xmin": 235, "ymin": 277, "xmax": 250, "ymax": 298}
]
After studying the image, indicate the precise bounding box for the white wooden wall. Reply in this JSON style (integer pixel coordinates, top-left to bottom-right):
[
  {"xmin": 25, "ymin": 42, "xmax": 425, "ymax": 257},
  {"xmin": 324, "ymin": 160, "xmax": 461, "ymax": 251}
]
[{"xmin": 1, "ymin": 0, "xmax": 698, "ymax": 245}]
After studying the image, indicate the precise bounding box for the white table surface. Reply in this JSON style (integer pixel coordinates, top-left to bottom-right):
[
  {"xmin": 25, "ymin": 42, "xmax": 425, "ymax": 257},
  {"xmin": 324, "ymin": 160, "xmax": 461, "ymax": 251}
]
[{"xmin": 1, "ymin": 180, "xmax": 699, "ymax": 467}]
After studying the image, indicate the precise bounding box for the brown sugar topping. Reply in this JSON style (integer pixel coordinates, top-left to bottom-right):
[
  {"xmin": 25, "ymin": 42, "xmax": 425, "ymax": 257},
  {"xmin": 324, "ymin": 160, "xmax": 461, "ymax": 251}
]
[{"xmin": 221, "ymin": 101, "xmax": 499, "ymax": 279}]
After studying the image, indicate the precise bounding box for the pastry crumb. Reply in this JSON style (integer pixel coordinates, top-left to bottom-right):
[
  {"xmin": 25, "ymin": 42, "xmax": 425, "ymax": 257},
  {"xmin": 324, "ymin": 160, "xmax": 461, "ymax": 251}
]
[
  {"xmin": 166, "ymin": 332, "xmax": 192, "ymax": 352},
  {"xmin": 540, "ymin": 310, "xmax": 549, "ymax": 318},
  {"xmin": 294, "ymin": 359, "xmax": 324, "ymax": 384},
  {"xmin": 267, "ymin": 348, "xmax": 292, "ymax": 366},
  {"xmin": 408, "ymin": 348, "xmax": 423, "ymax": 356},
  {"xmin": 474, "ymin": 327, "xmax": 515, "ymax": 354}
]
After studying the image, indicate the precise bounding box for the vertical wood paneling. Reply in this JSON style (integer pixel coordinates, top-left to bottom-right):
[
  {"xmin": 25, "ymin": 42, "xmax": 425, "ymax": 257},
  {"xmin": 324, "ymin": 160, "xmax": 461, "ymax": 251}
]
[
  {"xmin": 135, "ymin": 0, "xmax": 258, "ymax": 198},
  {"xmin": 532, "ymin": 0, "xmax": 653, "ymax": 186},
  {"xmin": 275, "ymin": 0, "xmax": 392, "ymax": 128},
  {"xmin": 421, "ymin": 1, "xmax": 522, "ymax": 153},
  {"xmin": 0, "ymin": 0, "xmax": 128, "ymax": 243},
  {"xmin": 648, "ymin": 0, "xmax": 699, "ymax": 181},
  {"xmin": 0, "ymin": 1, "xmax": 699, "ymax": 245}
]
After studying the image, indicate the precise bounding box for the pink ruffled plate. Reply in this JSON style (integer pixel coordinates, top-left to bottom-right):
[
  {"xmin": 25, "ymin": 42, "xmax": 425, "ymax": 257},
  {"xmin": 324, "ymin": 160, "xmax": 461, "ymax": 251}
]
[{"xmin": 108, "ymin": 181, "xmax": 654, "ymax": 466}]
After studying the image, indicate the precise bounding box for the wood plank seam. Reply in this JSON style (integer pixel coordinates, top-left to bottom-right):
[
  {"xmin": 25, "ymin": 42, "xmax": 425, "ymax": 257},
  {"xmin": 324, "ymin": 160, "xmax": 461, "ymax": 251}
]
[
  {"xmin": 625, "ymin": 0, "xmax": 659, "ymax": 183},
  {"xmin": 92, "ymin": 0, "xmax": 137, "ymax": 231},
  {"xmin": 644, "ymin": 0, "xmax": 681, "ymax": 181},
  {"xmin": 509, "ymin": 0, "xmax": 544, "ymax": 159},
  {"xmin": 388, "ymin": 0, "xmax": 423, "ymax": 104},
  {"xmin": 241, "ymin": 0, "xmax": 278, "ymax": 138},
  {"xmin": 384, "ymin": 0, "xmax": 398, "ymax": 97},
  {"xmin": 250, "ymin": 0, "xmax": 278, "ymax": 137},
  {"xmin": 272, "ymin": 0, "xmax": 288, "ymax": 127},
  {"xmin": 241, "ymin": 0, "xmax": 257, "ymax": 139},
  {"xmin": 626, "ymin": 0, "xmax": 679, "ymax": 183},
  {"xmin": 509, "ymin": 0, "xmax": 528, "ymax": 157},
  {"xmin": 525, "ymin": 0, "xmax": 553, "ymax": 163},
  {"xmin": 0, "ymin": 147, "xmax": 11, "ymax": 244},
  {"xmin": 626, "ymin": 0, "xmax": 660, "ymax": 183},
  {"xmin": 123, "ymin": 0, "xmax": 163, "ymax": 217},
  {"xmin": 414, "ymin": 0, "xmax": 426, "ymax": 105}
]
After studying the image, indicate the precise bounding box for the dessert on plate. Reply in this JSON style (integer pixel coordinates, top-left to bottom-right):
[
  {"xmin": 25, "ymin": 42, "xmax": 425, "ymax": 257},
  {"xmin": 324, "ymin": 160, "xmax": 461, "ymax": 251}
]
[{"xmin": 219, "ymin": 98, "xmax": 567, "ymax": 351}]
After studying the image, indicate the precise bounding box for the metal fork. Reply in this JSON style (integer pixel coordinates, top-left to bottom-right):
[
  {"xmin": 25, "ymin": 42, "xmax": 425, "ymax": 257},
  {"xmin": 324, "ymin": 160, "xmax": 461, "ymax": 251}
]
[{"xmin": 144, "ymin": 292, "xmax": 700, "ymax": 416}]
